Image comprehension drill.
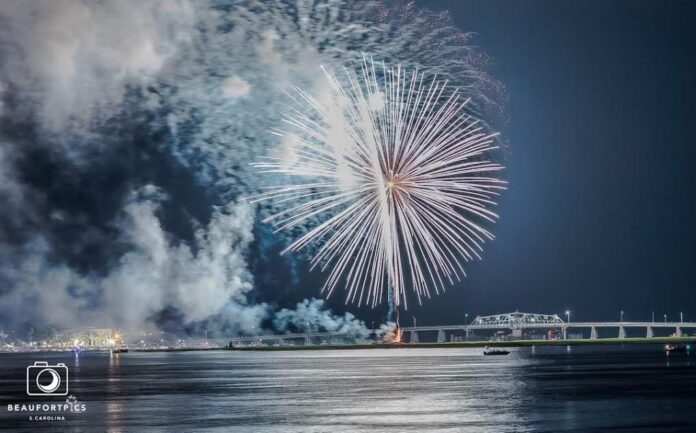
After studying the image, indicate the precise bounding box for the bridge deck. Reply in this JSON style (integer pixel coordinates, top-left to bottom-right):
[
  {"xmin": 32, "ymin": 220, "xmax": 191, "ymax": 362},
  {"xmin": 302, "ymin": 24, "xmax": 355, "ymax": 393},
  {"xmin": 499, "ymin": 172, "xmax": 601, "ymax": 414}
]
[
  {"xmin": 228, "ymin": 320, "xmax": 696, "ymax": 345},
  {"xmin": 402, "ymin": 322, "xmax": 696, "ymax": 332}
]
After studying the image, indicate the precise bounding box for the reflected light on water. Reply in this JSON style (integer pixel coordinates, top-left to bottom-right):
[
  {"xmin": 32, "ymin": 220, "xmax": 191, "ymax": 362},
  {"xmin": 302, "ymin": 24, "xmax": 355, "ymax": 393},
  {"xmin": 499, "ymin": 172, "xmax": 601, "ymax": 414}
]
[{"xmin": 0, "ymin": 345, "xmax": 694, "ymax": 432}]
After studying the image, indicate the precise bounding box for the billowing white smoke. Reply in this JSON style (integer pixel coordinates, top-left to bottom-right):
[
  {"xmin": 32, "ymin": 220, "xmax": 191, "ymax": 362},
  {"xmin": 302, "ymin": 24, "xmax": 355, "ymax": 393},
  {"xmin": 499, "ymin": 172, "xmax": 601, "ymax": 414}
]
[
  {"xmin": 0, "ymin": 180, "xmax": 367, "ymax": 335},
  {"xmin": 376, "ymin": 322, "xmax": 399, "ymax": 342},
  {"xmin": 273, "ymin": 298, "xmax": 369, "ymax": 336},
  {"xmin": 0, "ymin": 0, "xmax": 196, "ymax": 134},
  {"xmin": 102, "ymin": 186, "xmax": 261, "ymax": 329},
  {"xmin": 1, "ymin": 186, "xmax": 266, "ymax": 334}
]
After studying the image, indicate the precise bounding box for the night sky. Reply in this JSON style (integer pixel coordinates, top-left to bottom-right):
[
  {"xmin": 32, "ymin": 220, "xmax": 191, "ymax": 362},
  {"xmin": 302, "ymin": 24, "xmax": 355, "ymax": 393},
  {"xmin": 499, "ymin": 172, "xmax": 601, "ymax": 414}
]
[{"xmin": 410, "ymin": 0, "xmax": 696, "ymax": 324}]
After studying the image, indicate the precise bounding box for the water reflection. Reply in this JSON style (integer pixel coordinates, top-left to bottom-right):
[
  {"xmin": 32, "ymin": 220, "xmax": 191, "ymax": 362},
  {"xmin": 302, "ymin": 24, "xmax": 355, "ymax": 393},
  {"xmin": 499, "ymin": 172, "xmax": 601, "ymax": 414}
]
[
  {"xmin": 106, "ymin": 401, "xmax": 123, "ymax": 433},
  {"xmin": 232, "ymin": 348, "xmax": 533, "ymax": 432},
  {"xmin": 109, "ymin": 352, "xmax": 121, "ymax": 368},
  {"xmin": 1, "ymin": 346, "xmax": 694, "ymax": 432}
]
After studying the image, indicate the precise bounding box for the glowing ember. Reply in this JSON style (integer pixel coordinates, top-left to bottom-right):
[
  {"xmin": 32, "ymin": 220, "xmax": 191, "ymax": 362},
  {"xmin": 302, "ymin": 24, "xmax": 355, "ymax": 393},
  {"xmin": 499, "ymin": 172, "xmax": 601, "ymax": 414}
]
[{"xmin": 392, "ymin": 326, "xmax": 403, "ymax": 344}]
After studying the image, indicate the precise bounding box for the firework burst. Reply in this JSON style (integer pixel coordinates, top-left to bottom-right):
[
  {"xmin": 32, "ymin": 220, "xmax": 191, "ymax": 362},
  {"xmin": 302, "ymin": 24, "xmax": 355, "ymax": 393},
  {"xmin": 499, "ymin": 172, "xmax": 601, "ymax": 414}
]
[{"xmin": 253, "ymin": 56, "xmax": 505, "ymax": 309}]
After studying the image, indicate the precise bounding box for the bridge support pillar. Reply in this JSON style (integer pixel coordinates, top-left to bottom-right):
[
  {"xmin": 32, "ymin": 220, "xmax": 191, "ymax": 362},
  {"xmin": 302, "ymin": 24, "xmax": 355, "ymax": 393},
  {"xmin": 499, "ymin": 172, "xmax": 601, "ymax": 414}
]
[
  {"xmin": 305, "ymin": 336, "xmax": 311, "ymax": 346},
  {"xmin": 646, "ymin": 326, "xmax": 653, "ymax": 338},
  {"xmin": 437, "ymin": 329, "xmax": 446, "ymax": 343},
  {"xmin": 410, "ymin": 331, "xmax": 419, "ymax": 343},
  {"xmin": 676, "ymin": 327, "xmax": 682, "ymax": 337},
  {"xmin": 618, "ymin": 326, "xmax": 626, "ymax": 339},
  {"xmin": 590, "ymin": 327, "xmax": 598, "ymax": 340},
  {"xmin": 563, "ymin": 327, "xmax": 567, "ymax": 340},
  {"xmin": 279, "ymin": 338, "xmax": 285, "ymax": 346}
]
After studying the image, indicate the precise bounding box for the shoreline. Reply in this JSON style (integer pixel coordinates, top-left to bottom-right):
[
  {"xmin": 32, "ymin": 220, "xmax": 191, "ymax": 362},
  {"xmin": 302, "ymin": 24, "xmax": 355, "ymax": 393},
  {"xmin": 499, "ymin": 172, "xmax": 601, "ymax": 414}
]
[
  {"xmin": 0, "ymin": 347, "xmax": 224, "ymax": 354},
  {"xmin": 1, "ymin": 337, "xmax": 692, "ymax": 354},
  {"xmin": 228, "ymin": 336, "xmax": 694, "ymax": 351}
]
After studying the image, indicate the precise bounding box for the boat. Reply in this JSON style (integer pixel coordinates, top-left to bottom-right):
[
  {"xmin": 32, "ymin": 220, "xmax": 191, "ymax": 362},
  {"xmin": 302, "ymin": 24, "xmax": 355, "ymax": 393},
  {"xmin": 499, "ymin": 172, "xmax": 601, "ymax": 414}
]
[
  {"xmin": 483, "ymin": 346, "xmax": 510, "ymax": 356},
  {"xmin": 111, "ymin": 348, "xmax": 129, "ymax": 354},
  {"xmin": 664, "ymin": 344, "xmax": 689, "ymax": 355}
]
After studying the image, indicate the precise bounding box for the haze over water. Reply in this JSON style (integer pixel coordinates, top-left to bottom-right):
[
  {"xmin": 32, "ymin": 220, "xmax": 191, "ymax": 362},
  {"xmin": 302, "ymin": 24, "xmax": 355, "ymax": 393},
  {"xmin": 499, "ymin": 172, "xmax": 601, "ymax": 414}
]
[{"xmin": 1, "ymin": 345, "xmax": 694, "ymax": 432}]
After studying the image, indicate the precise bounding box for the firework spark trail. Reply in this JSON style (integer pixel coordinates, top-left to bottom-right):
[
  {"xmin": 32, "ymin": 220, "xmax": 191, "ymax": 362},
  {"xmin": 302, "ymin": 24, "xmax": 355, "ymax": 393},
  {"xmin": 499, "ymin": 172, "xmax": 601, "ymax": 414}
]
[{"xmin": 253, "ymin": 56, "xmax": 505, "ymax": 309}]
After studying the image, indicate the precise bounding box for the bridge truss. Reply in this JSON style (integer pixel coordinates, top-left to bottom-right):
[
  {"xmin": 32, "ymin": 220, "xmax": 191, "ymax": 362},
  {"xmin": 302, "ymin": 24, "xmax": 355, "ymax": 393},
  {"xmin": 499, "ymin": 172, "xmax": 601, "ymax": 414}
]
[{"xmin": 468, "ymin": 312, "xmax": 565, "ymax": 330}]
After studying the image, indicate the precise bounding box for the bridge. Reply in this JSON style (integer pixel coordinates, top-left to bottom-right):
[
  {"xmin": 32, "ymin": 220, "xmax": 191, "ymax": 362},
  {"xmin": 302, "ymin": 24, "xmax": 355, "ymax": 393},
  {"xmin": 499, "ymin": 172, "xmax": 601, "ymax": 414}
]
[
  {"xmin": 402, "ymin": 312, "xmax": 696, "ymax": 342},
  {"xmin": 402, "ymin": 312, "xmax": 567, "ymax": 342},
  {"xmin": 226, "ymin": 312, "xmax": 696, "ymax": 347},
  {"xmin": 566, "ymin": 321, "xmax": 695, "ymax": 339}
]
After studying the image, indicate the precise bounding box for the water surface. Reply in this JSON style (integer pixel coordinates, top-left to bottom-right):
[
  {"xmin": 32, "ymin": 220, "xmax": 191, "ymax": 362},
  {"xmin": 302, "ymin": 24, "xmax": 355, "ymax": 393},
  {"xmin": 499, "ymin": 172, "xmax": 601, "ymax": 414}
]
[{"xmin": 1, "ymin": 345, "xmax": 694, "ymax": 432}]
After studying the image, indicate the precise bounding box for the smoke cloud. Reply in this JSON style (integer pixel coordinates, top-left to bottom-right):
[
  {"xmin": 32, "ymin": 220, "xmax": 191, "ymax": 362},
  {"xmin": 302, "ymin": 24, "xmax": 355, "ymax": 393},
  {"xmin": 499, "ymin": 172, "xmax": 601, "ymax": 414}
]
[
  {"xmin": 221, "ymin": 76, "xmax": 251, "ymax": 99},
  {"xmin": 0, "ymin": 186, "xmax": 263, "ymax": 334},
  {"xmin": 0, "ymin": 0, "xmax": 195, "ymax": 134},
  {"xmin": 273, "ymin": 298, "xmax": 370, "ymax": 336}
]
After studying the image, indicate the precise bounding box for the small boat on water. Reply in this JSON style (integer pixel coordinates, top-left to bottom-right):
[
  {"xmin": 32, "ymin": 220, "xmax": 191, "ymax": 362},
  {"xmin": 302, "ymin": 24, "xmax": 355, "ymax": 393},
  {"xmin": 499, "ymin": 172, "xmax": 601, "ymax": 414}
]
[
  {"xmin": 664, "ymin": 344, "xmax": 690, "ymax": 355},
  {"xmin": 111, "ymin": 348, "xmax": 129, "ymax": 354},
  {"xmin": 483, "ymin": 346, "xmax": 510, "ymax": 356}
]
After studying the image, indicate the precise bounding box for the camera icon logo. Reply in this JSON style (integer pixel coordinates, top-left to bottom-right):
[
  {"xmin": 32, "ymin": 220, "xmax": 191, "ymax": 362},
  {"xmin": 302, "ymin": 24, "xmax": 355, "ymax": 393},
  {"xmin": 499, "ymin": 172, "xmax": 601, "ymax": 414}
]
[{"xmin": 26, "ymin": 362, "xmax": 69, "ymax": 396}]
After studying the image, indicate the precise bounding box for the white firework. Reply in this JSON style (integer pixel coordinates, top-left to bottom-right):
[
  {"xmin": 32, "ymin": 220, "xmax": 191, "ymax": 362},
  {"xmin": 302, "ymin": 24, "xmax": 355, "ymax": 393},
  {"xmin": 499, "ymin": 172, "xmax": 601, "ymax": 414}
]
[{"xmin": 253, "ymin": 57, "xmax": 505, "ymax": 309}]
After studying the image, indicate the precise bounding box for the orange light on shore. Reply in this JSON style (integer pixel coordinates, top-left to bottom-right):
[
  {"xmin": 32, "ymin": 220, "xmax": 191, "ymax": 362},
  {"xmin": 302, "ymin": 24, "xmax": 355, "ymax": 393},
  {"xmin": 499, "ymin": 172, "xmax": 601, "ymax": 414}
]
[{"xmin": 393, "ymin": 327, "xmax": 403, "ymax": 344}]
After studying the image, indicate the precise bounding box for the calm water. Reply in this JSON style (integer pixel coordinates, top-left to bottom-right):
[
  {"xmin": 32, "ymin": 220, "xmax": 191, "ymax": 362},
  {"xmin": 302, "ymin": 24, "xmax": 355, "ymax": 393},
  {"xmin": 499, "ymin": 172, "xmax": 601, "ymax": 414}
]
[{"xmin": 1, "ymin": 345, "xmax": 695, "ymax": 432}]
